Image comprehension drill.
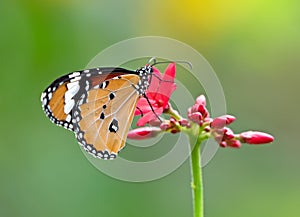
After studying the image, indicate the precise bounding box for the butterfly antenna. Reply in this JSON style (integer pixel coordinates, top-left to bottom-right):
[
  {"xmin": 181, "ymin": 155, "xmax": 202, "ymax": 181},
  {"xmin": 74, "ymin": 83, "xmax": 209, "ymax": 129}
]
[
  {"xmin": 149, "ymin": 58, "xmax": 192, "ymax": 69},
  {"xmin": 148, "ymin": 57, "xmax": 157, "ymax": 65}
]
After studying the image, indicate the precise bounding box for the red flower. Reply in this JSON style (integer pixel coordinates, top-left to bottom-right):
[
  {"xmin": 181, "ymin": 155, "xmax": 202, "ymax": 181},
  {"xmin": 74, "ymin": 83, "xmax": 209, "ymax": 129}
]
[
  {"xmin": 135, "ymin": 63, "xmax": 177, "ymax": 126},
  {"xmin": 239, "ymin": 131, "xmax": 274, "ymax": 144}
]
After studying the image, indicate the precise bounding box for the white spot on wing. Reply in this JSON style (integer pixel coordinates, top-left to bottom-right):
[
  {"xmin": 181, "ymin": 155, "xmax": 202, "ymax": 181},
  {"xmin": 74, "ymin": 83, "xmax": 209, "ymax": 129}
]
[
  {"xmin": 41, "ymin": 92, "xmax": 46, "ymax": 101},
  {"xmin": 48, "ymin": 92, "xmax": 52, "ymax": 100},
  {"xmin": 67, "ymin": 81, "xmax": 79, "ymax": 89},
  {"xmin": 65, "ymin": 81, "xmax": 80, "ymax": 101},
  {"xmin": 66, "ymin": 114, "xmax": 71, "ymax": 122},
  {"xmin": 43, "ymin": 98, "xmax": 47, "ymax": 106},
  {"xmin": 69, "ymin": 72, "xmax": 80, "ymax": 78},
  {"xmin": 64, "ymin": 99, "xmax": 75, "ymax": 114},
  {"xmin": 70, "ymin": 76, "xmax": 81, "ymax": 82}
]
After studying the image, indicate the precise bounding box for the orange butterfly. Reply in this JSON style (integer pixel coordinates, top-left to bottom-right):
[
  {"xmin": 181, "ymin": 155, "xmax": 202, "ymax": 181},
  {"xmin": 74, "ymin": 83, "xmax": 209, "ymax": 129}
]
[{"xmin": 41, "ymin": 62, "xmax": 155, "ymax": 160}]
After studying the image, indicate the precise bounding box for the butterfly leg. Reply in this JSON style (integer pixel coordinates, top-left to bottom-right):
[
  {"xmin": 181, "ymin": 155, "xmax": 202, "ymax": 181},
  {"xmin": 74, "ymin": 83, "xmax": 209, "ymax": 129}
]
[
  {"xmin": 136, "ymin": 106, "xmax": 144, "ymax": 117},
  {"xmin": 143, "ymin": 93, "xmax": 162, "ymax": 122}
]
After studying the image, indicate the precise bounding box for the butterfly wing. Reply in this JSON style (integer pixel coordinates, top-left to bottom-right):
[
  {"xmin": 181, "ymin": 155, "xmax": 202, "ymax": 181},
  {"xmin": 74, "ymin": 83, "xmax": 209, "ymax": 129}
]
[
  {"xmin": 41, "ymin": 67, "xmax": 134, "ymax": 131},
  {"xmin": 73, "ymin": 74, "xmax": 140, "ymax": 159}
]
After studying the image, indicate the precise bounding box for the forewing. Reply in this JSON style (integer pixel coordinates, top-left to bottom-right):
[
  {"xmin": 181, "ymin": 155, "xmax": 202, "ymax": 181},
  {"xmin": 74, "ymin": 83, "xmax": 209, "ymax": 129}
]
[{"xmin": 41, "ymin": 67, "xmax": 133, "ymax": 131}]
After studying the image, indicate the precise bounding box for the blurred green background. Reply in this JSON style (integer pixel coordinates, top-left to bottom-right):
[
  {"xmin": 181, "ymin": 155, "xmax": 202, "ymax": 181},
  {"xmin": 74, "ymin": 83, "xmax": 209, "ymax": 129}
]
[{"xmin": 1, "ymin": 0, "xmax": 299, "ymax": 216}]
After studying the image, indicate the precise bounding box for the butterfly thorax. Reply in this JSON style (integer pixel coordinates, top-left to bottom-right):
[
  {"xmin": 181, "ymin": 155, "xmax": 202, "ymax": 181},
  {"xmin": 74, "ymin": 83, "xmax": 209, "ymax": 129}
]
[{"xmin": 135, "ymin": 65, "xmax": 152, "ymax": 95}]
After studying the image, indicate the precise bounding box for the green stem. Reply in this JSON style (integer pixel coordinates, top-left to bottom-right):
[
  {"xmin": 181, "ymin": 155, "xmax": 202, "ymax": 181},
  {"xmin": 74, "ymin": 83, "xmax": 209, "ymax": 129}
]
[
  {"xmin": 165, "ymin": 104, "xmax": 182, "ymax": 120},
  {"xmin": 190, "ymin": 133, "xmax": 204, "ymax": 217}
]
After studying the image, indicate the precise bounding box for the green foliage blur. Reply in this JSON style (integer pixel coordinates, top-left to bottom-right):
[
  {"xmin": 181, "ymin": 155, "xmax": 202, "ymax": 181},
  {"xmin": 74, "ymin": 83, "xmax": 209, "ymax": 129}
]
[{"xmin": 1, "ymin": 0, "xmax": 299, "ymax": 216}]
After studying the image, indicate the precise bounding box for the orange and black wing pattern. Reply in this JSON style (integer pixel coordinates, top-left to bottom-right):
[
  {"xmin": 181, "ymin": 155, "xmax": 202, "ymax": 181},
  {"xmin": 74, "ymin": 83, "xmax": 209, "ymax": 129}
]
[
  {"xmin": 41, "ymin": 67, "xmax": 132, "ymax": 131},
  {"xmin": 41, "ymin": 66, "xmax": 152, "ymax": 159}
]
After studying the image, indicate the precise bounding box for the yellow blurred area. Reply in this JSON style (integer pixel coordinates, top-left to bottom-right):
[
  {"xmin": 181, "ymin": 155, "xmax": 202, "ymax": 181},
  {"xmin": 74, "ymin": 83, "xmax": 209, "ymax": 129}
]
[{"xmin": 146, "ymin": 0, "xmax": 256, "ymax": 37}]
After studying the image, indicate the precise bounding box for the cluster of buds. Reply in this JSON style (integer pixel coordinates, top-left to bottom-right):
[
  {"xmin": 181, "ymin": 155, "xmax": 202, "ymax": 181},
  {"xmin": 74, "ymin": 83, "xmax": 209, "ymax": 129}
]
[
  {"xmin": 187, "ymin": 95, "xmax": 273, "ymax": 148},
  {"xmin": 128, "ymin": 115, "xmax": 190, "ymax": 140},
  {"xmin": 187, "ymin": 95, "xmax": 210, "ymax": 125},
  {"xmin": 128, "ymin": 94, "xmax": 273, "ymax": 148},
  {"xmin": 210, "ymin": 117, "xmax": 241, "ymax": 148}
]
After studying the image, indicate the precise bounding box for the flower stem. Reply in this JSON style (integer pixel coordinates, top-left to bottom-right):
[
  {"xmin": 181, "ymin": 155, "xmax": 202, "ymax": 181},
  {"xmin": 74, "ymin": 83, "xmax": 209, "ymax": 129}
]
[
  {"xmin": 190, "ymin": 133, "xmax": 204, "ymax": 217},
  {"xmin": 165, "ymin": 103, "xmax": 182, "ymax": 120}
]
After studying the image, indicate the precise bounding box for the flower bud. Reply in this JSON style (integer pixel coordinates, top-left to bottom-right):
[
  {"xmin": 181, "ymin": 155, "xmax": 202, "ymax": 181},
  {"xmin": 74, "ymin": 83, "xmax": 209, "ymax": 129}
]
[
  {"xmin": 170, "ymin": 117, "xmax": 177, "ymax": 125},
  {"xmin": 127, "ymin": 127, "xmax": 161, "ymax": 140},
  {"xmin": 211, "ymin": 116, "xmax": 227, "ymax": 128},
  {"xmin": 179, "ymin": 119, "xmax": 191, "ymax": 128},
  {"xmin": 197, "ymin": 104, "xmax": 209, "ymax": 118},
  {"xmin": 214, "ymin": 135, "xmax": 224, "ymax": 144},
  {"xmin": 170, "ymin": 129, "xmax": 180, "ymax": 134},
  {"xmin": 204, "ymin": 126, "xmax": 210, "ymax": 132},
  {"xmin": 240, "ymin": 131, "xmax": 274, "ymax": 144},
  {"xmin": 160, "ymin": 121, "xmax": 172, "ymax": 131},
  {"xmin": 196, "ymin": 95, "xmax": 206, "ymax": 106},
  {"xmin": 227, "ymin": 139, "xmax": 241, "ymax": 148},
  {"xmin": 220, "ymin": 141, "xmax": 227, "ymax": 148},
  {"xmin": 223, "ymin": 127, "xmax": 235, "ymax": 140},
  {"xmin": 147, "ymin": 119, "xmax": 160, "ymax": 127},
  {"xmin": 188, "ymin": 112, "xmax": 203, "ymax": 124},
  {"xmin": 211, "ymin": 115, "xmax": 236, "ymax": 128}
]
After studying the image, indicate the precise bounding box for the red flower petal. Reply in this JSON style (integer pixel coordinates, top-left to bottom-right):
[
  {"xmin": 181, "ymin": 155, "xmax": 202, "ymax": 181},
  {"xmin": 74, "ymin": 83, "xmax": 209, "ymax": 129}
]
[
  {"xmin": 134, "ymin": 63, "xmax": 177, "ymax": 126},
  {"xmin": 136, "ymin": 107, "xmax": 163, "ymax": 127},
  {"xmin": 135, "ymin": 98, "xmax": 156, "ymax": 115},
  {"xmin": 163, "ymin": 63, "xmax": 176, "ymax": 82},
  {"xmin": 147, "ymin": 67, "xmax": 162, "ymax": 94}
]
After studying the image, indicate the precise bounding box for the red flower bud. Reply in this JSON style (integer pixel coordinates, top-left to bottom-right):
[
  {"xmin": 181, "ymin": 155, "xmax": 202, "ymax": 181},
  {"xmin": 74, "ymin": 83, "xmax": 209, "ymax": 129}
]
[
  {"xmin": 127, "ymin": 127, "xmax": 161, "ymax": 140},
  {"xmin": 160, "ymin": 122, "xmax": 172, "ymax": 131},
  {"xmin": 170, "ymin": 117, "xmax": 177, "ymax": 124},
  {"xmin": 196, "ymin": 95, "xmax": 206, "ymax": 106},
  {"xmin": 197, "ymin": 104, "xmax": 209, "ymax": 118},
  {"xmin": 149, "ymin": 119, "xmax": 162, "ymax": 127},
  {"xmin": 225, "ymin": 115, "xmax": 236, "ymax": 124},
  {"xmin": 179, "ymin": 119, "xmax": 190, "ymax": 128},
  {"xmin": 240, "ymin": 131, "xmax": 274, "ymax": 144},
  {"xmin": 223, "ymin": 127, "xmax": 235, "ymax": 140},
  {"xmin": 204, "ymin": 126, "xmax": 210, "ymax": 132},
  {"xmin": 170, "ymin": 129, "xmax": 180, "ymax": 134},
  {"xmin": 188, "ymin": 112, "xmax": 203, "ymax": 124},
  {"xmin": 220, "ymin": 141, "xmax": 227, "ymax": 148},
  {"xmin": 211, "ymin": 115, "xmax": 236, "ymax": 128},
  {"xmin": 227, "ymin": 139, "xmax": 241, "ymax": 148},
  {"xmin": 214, "ymin": 135, "xmax": 223, "ymax": 144},
  {"xmin": 211, "ymin": 117, "xmax": 227, "ymax": 128}
]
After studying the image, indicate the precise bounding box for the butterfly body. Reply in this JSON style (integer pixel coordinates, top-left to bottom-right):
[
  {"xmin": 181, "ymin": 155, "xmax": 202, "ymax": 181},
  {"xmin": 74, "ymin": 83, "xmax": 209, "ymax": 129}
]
[{"xmin": 41, "ymin": 65, "xmax": 153, "ymax": 159}]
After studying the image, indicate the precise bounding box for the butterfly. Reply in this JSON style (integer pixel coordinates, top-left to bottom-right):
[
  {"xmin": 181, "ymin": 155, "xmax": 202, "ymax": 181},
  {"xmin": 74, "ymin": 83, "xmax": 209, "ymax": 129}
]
[{"xmin": 41, "ymin": 60, "xmax": 158, "ymax": 160}]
